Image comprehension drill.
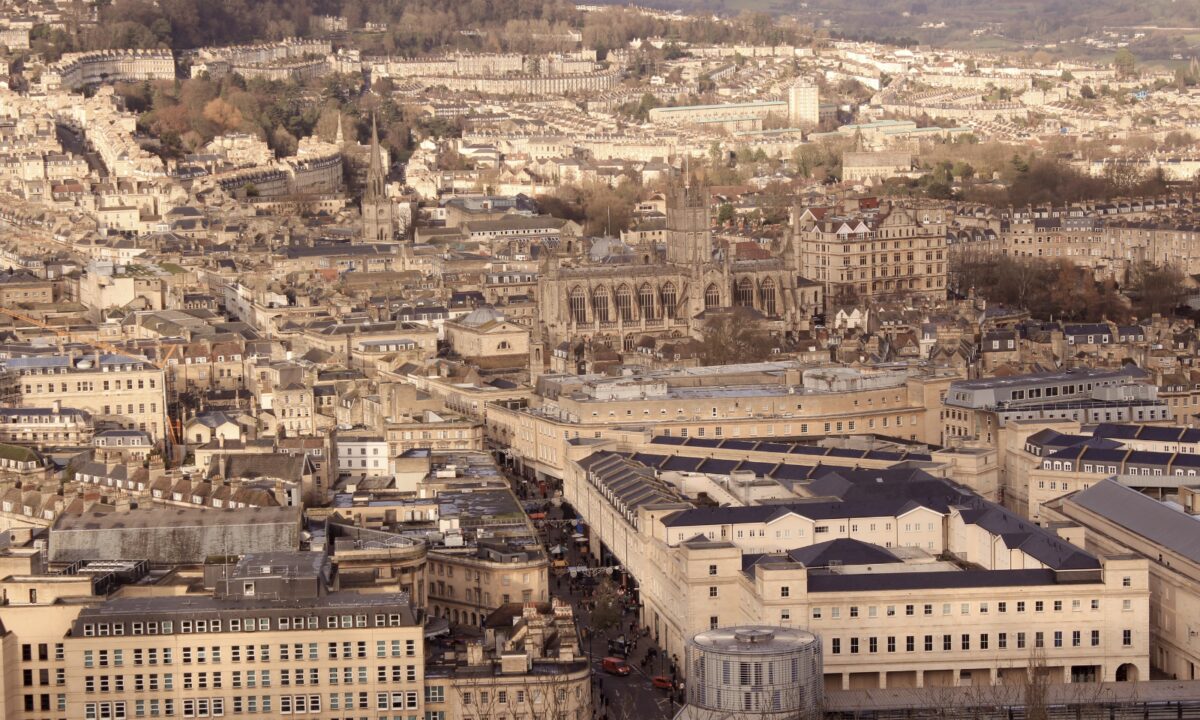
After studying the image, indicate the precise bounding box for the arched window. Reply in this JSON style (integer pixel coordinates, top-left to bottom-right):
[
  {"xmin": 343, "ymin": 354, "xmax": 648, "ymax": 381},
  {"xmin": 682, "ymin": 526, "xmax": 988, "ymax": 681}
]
[
  {"xmin": 735, "ymin": 277, "xmax": 754, "ymax": 307},
  {"xmin": 592, "ymin": 287, "xmax": 610, "ymax": 323},
  {"xmin": 497, "ymin": 341, "xmax": 511, "ymax": 350},
  {"xmin": 638, "ymin": 283, "xmax": 656, "ymax": 320},
  {"xmin": 623, "ymin": 335, "xmax": 636, "ymax": 351},
  {"xmin": 704, "ymin": 283, "xmax": 721, "ymax": 309},
  {"xmin": 615, "ymin": 285, "xmax": 634, "ymax": 322},
  {"xmin": 759, "ymin": 277, "xmax": 777, "ymax": 316},
  {"xmin": 660, "ymin": 282, "xmax": 678, "ymax": 319},
  {"xmin": 568, "ymin": 286, "xmax": 587, "ymax": 323}
]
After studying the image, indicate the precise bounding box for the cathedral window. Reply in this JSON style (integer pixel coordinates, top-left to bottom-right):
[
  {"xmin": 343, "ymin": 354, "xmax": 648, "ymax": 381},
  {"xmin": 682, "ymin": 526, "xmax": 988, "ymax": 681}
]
[
  {"xmin": 735, "ymin": 277, "xmax": 754, "ymax": 307},
  {"xmin": 759, "ymin": 278, "xmax": 777, "ymax": 316},
  {"xmin": 660, "ymin": 283, "xmax": 678, "ymax": 319},
  {"xmin": 704, "ymin": 284, "xmax": 721, "ymax": 309},
  {"xmin": 615, "ymin": 285, "xmax": 635, "ymax": 322},
  {"xmin": 638, "ymin": 284, "xmax": 656, "ymax": 320},
  {"xmin": 568, "ymin": 287, "xmax": 587, "ymax": 323},
  {"xmin": 591, "ymin": 288, "xmax": 610, "ymax": 323}
]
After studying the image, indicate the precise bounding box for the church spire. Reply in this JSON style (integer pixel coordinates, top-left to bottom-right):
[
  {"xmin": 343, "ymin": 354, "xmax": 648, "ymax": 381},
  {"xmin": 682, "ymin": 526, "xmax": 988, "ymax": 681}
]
[
  {"xmin": 366, "ymin": 114, "xmax": 386, "ymax": 201},
  {"xmin": 361, "ymin": 113, "xmax": 394, "ymax": 243}
]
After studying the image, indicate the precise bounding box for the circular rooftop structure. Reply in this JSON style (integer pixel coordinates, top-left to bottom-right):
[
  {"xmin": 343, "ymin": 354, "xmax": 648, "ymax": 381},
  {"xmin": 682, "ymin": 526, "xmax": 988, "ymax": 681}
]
[{"xmin": 687, "ymin": 626, "xmax": 822, "ymax": 719}]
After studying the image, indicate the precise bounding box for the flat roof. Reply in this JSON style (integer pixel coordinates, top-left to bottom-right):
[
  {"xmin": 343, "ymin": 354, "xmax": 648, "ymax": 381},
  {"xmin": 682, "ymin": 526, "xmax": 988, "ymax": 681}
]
[
  {"xmin": 54, "ymin": 506, "xmax": 301, "ymax": 532},
  {"xmin": 78, "ymin": 591, "xmax": 416, "ymax": 617}
]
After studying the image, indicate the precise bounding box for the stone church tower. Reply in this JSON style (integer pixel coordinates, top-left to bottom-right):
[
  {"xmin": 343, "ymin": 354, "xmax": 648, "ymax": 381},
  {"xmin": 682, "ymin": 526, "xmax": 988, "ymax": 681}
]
[
  {"xmin": 664, "ymin": 183, "xmax": 711, "ymax": 267},
  {"xmin": 360, "ymin": 115, "xmax": 394, "ymax": 244}
]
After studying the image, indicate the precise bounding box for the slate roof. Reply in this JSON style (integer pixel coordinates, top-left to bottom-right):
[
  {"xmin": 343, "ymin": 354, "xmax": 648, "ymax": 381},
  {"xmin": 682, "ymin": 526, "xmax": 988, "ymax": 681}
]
[
  {"xmin": 1067, "ymin": 479, "xmax": 1200, "ymax": 564},
  {"xmin": 785, "ymin": 538, "xmax": 902, "ymax": 568}
]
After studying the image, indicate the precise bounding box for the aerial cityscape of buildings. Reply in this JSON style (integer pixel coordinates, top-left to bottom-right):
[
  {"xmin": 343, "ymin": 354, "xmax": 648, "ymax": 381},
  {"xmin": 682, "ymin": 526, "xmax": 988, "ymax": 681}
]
[{"xmin": 0, "ymin": 0, "xmax": 1197, "ymax": 718}]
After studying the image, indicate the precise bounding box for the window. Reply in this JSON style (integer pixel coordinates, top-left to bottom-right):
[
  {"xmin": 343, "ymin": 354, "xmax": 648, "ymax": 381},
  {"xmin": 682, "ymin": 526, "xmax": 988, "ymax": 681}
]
[
  {"xmin": 708, "ymin": 586, "xmax": 718, "ymax": 598},
  {"xmin": 1123, "ymin": 630, "xmax": 1132, "ymax": 647},
  {"xmin": 831, "ymin": 639, "xmax": 840, "ymax": 655},
  {"xmin": 708, "ymin": 565, "xmax": 717, "ymax": 576}
]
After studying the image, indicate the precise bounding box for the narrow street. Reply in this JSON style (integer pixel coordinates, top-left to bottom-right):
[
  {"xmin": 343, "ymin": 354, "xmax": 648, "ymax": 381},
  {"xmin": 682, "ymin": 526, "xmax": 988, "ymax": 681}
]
[{"xmin": 505, "ymin": 462, "xmax": 680, "ymax": 719}]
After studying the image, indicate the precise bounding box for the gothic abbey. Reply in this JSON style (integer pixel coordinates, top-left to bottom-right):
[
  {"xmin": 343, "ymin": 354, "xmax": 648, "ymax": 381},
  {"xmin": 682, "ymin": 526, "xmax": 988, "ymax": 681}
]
[{"xmin": 536, "ymin": 184, "xmax": 823, "ymax": 356}]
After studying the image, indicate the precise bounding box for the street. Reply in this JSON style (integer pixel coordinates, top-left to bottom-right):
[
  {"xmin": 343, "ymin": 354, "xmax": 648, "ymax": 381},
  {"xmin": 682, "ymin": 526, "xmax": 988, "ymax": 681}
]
[
  {"xmin": 551, "ymin": 506, "xmax": 680, "ymax": 720},
  {"xmin": 506, "ymin": 461, "xmax": 680, "ymax": 720}
]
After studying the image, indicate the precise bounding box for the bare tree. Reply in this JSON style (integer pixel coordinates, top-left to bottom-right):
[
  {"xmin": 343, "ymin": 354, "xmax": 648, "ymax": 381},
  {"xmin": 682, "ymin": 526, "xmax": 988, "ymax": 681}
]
[{"xmin": 699, "ymin": 307, "xmax": 774, "ymax": 366}]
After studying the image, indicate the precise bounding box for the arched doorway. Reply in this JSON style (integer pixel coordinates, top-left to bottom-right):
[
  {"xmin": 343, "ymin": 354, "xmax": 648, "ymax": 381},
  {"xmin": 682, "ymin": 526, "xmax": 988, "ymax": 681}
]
[{"xmin": 1115, "ymin": 663, "xmax": 1139, "ymax": 682}]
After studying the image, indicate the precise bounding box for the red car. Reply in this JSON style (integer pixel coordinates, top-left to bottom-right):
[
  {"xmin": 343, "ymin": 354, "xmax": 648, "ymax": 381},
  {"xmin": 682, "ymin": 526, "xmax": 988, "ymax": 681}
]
[
  {"xmin": 602, "ymin": 657, "xmax": 631, "ymax": 676},
  {"xmin": 651, "ymin": 676, "xmax": 675, "ymax": 690}
]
